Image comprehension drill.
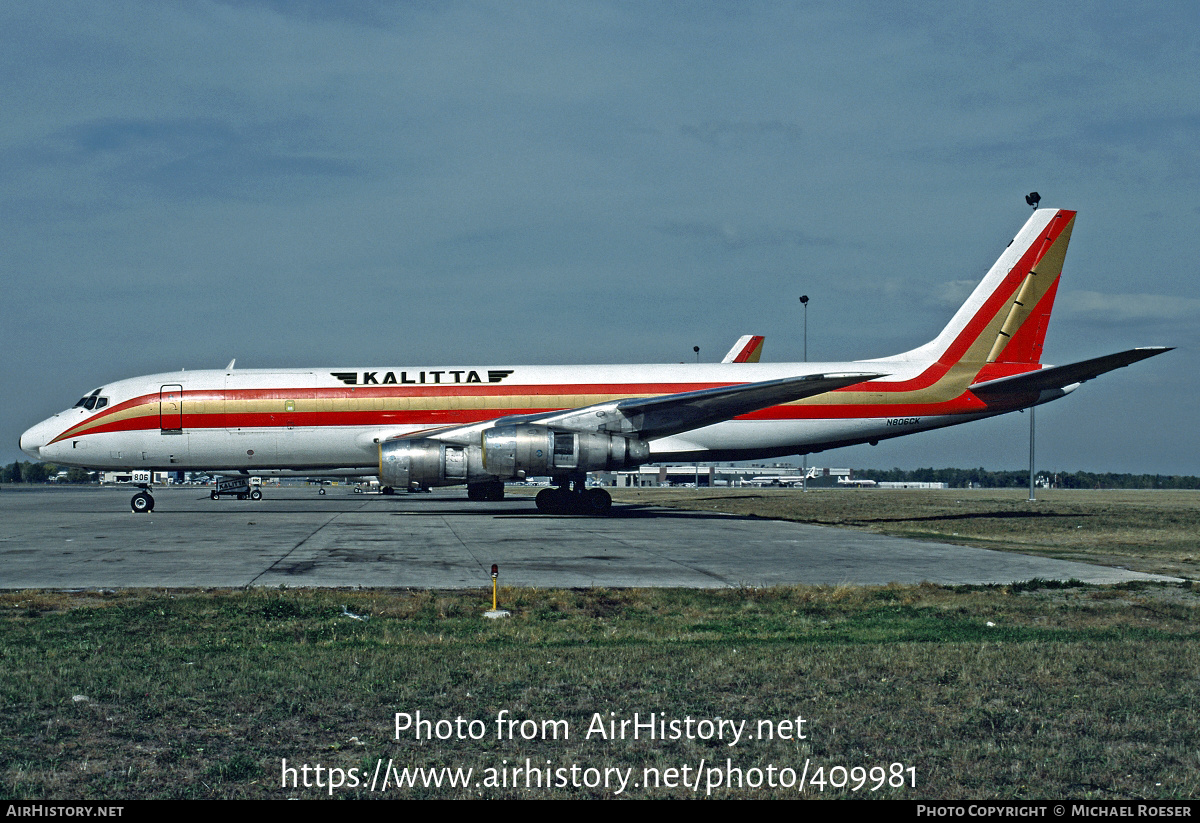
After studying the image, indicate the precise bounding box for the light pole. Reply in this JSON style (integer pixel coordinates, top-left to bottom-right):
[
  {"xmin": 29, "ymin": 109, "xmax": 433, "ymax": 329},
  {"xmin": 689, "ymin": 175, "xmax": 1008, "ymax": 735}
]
[
  {"xmin": 1028, "ymin": 405, "xmax": 1036, "ymax": 502},
  {"xmin": 1025, "ymin": 193, "xmax": 1040, "ymax": 502},
  {"xmin": 799, "ymin": 295, "xmax": 809, "ymax": 362},
  {"xmin": 799, "ymin": 295, "xmax": 810, "ymax": 491}
]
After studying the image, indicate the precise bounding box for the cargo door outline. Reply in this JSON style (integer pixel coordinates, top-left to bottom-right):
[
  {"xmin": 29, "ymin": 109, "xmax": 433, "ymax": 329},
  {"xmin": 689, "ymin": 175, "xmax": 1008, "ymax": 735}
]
[{"xmin": 160, "ymin": 384, "xmax": 183, "ymax": 433}]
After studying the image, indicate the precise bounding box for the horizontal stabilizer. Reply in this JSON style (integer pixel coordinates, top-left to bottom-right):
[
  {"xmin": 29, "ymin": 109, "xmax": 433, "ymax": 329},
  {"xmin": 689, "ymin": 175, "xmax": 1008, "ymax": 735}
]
[{"xmin": 969, "ymin": 347, "xmax": 1172, "ymax": 403}]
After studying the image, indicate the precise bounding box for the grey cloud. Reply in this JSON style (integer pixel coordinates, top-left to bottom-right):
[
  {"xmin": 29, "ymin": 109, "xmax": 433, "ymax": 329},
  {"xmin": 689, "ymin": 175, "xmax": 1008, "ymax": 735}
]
[
  {"xmin": 925, "ymin": 279, "xmax": 978, "ymax": 310},
  {"xmin": 679, "ymin": 120, "xmax": 804, "ymax": 151},
  {"xmin": 657, "ymin": 220, "xmax": 832, "ymax": 250},
  {"xmin": 1060, "ymin": 291, "xmax": 1200, "ymax": 324},
  {"xmin": 41, "ymin": 117, "xmax": 362, "ymax": 200}
]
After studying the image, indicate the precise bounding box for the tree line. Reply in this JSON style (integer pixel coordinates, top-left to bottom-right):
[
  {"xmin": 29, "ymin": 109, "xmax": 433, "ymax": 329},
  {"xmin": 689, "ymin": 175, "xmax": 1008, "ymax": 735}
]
[
  {"xmin": 852, "ymin": 467, "xmax": 1200, "ymax": 490},
  {"xmin": 2, "ymin": 462, "xmax": 91, "ymax": 484}
]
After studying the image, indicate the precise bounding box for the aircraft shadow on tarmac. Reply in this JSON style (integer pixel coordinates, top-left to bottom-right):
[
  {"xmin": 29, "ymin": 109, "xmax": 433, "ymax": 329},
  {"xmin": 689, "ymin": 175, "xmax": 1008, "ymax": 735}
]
[
  {"xmin": 389, "ymin": 502, "xmax": 753, "ymax": 520},
  {"xmin": 377, "ymin": 496, "xmax": 758, "ymax": 520},
  {"xmin": 194, "ymin": 495, "xmax": 755, "ymax": 521}
]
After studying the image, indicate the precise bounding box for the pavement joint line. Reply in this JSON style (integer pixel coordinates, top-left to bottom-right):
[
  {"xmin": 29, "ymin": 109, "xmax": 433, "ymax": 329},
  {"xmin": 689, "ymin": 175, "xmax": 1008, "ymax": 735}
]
[
  {"xmin": 247, "ymin": 499, "xmax": 369, "ymax": 586},
  {"xmin": 439, "ymin": 515, "xmax": 489, "ymax": 577},
  {"xmin": 573, "ymin": 517, "xmax": 736, "ymax": 586}
]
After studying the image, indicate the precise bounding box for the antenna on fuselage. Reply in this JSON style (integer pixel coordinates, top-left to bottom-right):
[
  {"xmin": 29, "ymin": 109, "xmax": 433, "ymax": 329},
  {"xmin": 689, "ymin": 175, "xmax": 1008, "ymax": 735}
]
[{"xmin": 225, "ymin": 359, "xmax": 236, "ymax": 371}]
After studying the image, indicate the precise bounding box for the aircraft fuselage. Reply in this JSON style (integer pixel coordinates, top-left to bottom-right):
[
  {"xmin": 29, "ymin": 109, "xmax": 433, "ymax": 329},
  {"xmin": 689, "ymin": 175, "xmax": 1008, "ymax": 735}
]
[{"xmin": 20, "ymin": 358, "xmax": 997, "ymax": 473}]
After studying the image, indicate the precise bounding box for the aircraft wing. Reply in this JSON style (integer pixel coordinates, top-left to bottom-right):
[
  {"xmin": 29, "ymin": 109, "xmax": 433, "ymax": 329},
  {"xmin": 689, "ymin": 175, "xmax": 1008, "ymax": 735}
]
[
  {"xmin": 494, "ymin": 371, "xmax": 885, "ymax": 441},
  {"xmin": 969, "ymin": 347, "xmax": 1172, "ymax": 404}
]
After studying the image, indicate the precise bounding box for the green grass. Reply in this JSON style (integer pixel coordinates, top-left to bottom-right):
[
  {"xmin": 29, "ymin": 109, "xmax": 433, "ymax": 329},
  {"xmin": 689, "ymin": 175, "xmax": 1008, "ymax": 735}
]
[
  {"xmin": 602, "ymin": 488, "xmax": 1200, "ymax": 579},
  {"xmin": 3, "ymin": 584, "xmax": 1199, "ymax": 799}
]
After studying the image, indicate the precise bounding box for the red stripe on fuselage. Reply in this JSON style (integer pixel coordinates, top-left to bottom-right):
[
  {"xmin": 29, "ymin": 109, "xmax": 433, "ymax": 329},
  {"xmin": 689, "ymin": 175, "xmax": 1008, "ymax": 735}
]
[
  {"xmin": 53, "ymin": 391, "xmax": 994, "ymax": 442},
  {"xmin": 49, "ymin": 395, "xmax": 160, "ymax": 443}
]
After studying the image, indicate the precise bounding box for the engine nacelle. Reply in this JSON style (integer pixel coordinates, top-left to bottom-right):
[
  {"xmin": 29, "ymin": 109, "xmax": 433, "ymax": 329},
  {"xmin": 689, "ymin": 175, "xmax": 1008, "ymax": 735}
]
[
  {"xmin": 379, "ymin": 438, "xmax": 483, "ymax": 489},
  {"xmin": 379, "ymin": 426, "xmax": 649, "ymax": 489},
  {"xmin": 481, "ymin": 425, "xmax": 650, "ymax": 477}
]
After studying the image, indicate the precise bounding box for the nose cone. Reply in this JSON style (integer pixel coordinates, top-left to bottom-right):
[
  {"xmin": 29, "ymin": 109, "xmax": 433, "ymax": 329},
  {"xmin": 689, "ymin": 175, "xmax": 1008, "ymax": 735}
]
[{"xmin": 19, "ymin": 419, "xmax": 52, "ymax": 460}]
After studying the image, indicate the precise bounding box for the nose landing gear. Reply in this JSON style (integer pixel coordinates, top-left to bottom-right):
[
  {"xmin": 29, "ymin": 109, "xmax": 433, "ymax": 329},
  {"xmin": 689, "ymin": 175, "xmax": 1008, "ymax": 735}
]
[{"xmin": 130, "ymin": 484, "xmax": 155, "ymax": 513}]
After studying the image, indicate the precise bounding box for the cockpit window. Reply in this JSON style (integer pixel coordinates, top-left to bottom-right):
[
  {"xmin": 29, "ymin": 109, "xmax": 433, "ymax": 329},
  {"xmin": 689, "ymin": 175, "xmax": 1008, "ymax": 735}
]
[{"xmin": 73, "ymin": 389, "xmax": 107, "ymax": 412}]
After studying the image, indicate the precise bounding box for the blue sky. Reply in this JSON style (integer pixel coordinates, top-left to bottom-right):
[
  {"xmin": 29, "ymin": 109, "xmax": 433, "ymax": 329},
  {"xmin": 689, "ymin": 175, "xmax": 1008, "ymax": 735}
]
[{"xmin": 5, "ymin": 2, "xmax": 1197, "ymax": 474}]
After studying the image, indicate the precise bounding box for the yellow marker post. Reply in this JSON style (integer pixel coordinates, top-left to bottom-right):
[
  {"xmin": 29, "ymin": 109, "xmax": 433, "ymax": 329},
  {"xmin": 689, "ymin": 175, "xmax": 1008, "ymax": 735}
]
[{"xmin": 485, "ymin": 563, "xmax": 509, "ymax": 619}]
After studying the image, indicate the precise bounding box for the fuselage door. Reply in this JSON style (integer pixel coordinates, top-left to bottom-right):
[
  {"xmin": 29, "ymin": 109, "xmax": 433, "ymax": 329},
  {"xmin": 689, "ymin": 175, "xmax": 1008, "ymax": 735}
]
[{"xmin": 160, "ymin": 384, "xmax": 184, "ymax": 432}]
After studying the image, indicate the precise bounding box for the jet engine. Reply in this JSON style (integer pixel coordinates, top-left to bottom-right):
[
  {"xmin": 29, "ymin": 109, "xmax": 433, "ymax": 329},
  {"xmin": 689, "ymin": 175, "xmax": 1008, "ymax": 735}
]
[
  {"xmin": 378, "ymin": 425, "xmax": 649, "ymax": 489},
  {"xmin": 482, "ymin": 424, "xmax": 649, "ymax": 477},
  {"xmin": 378, "ymin": 438, "xmax": 476, "ymax": 490}
]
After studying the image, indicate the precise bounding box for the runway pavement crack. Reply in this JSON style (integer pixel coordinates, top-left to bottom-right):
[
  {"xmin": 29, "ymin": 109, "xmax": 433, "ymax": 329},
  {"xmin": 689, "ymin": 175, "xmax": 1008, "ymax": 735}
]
[
  {"xmin": 440, "ymin": 516, "xmax": 488, "ymax": 577},
  {"xmin": 573, "ymin": 523, "xmax": 735, "ymax": 586},
  {"xmin": 247, "ymin": 510, "xmax": 349, "ymax": 586}
]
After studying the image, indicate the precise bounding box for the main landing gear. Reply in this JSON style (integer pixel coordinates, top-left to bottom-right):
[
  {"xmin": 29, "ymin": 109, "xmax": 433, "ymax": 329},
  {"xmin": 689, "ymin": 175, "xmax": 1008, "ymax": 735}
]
[
  {"xmin": 130, "ymin": 484, "xmax": 155, "ymax": 514},
  {"xmin": 534, "ymin": 476, "xmax": 612, "ymax": 516},
  {"xmin": 466, "ymin": 480, "xmax": 506, "ymax": 501}
]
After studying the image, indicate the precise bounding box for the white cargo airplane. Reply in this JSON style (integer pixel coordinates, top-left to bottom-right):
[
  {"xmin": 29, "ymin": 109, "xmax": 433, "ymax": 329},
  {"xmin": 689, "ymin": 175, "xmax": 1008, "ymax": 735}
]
[{"xmin": 20, "ymin": 208, "xmax": 1169, "ymax": 514}]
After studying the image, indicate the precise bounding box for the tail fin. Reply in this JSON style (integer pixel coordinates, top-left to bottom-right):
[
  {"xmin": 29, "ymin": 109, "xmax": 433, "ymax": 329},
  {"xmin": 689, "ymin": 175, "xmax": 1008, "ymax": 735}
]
[
  {"xmin": 887, "ymin": 208, "xmax": 1075, "ymax": 383},
  {"xmin": 722, "ymin": 334, "xmax": 765, "ymax": 363},
  {"xmin": 839, "ymin": 208, "xmax": 1168, "ymax": 413}
]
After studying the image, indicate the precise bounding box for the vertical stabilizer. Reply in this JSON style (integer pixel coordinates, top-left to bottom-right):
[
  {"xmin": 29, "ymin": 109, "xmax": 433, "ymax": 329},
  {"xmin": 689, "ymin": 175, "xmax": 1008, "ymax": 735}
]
[
  {"xmin": 882, "ymin": 209, "xmax": 1075, "ymax": 385},
  {"xmin": 722, "ymin": 335, "xmax": 765, "ymax": 363}
]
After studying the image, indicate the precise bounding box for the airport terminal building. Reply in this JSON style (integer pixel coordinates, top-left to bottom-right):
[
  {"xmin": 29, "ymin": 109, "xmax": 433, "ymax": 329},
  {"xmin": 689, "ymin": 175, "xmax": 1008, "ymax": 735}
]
[{"xmin": 596, "ymin": 465, "xmax": 888, "ymax": 488}]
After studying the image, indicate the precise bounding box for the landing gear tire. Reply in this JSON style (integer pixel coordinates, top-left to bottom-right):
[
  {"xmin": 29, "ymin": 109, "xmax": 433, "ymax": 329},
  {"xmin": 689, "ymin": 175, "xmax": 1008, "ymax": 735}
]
[
  {"xmin": 535, "ymin": 485, "xmax": 612, "ymax": 516},
  {"xmin": 381, "ymin": 486, "xmax": 395, "ymax": 496},
  {"xmin": 535, "ymin": 487, "xmax": 562, "ymax": 513},
  {"xmin": 250, "ymin": 489, "xmax": 262, "ymax": 501},
  {"xmin": 237, "ymin": 493, "xmax": 247, "ymax": 500},
  {"xmin": 319, "ymin": 488, "xmax": 326, "ymax": 495},
  {"xmin": 468, "ymin": 480, "xmax": 506, "ymax": 502},
  {"xmin": 585, "ymin": 487, "xmax": 612, "ymax": 515},
  {"xmin": 131, "ymin": 492, "xmax": 154, "ymax": 514},
  {"xmin": 210, "ymin": 490, "xmax": 218, "ymax": 500}
]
